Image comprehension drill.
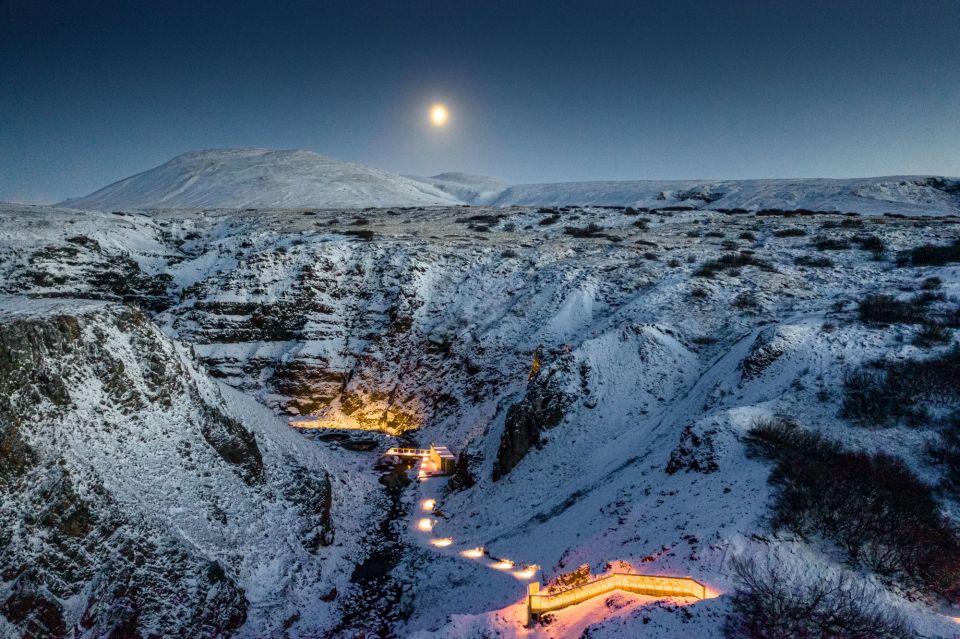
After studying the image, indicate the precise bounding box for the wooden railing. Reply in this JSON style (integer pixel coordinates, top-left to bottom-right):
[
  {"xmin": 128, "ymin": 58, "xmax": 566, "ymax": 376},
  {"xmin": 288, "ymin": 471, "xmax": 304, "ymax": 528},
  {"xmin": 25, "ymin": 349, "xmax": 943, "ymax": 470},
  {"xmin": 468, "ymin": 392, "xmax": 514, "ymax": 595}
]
[
  {"xmin": 527, "ymin": 573, "xmax": 706, "ymax": 623},
  {"xmin": 385, "ymin": 447, "xmax": 431, "ymax": 457}
]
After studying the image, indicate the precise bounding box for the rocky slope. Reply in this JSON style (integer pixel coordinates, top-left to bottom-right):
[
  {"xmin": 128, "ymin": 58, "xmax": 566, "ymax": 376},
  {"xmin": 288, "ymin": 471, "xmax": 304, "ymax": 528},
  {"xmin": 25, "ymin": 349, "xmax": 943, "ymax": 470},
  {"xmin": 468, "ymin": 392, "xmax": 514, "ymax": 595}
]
[{"xmin": 0, "ymin": 297, "xmax": 373, "ymax": 638}]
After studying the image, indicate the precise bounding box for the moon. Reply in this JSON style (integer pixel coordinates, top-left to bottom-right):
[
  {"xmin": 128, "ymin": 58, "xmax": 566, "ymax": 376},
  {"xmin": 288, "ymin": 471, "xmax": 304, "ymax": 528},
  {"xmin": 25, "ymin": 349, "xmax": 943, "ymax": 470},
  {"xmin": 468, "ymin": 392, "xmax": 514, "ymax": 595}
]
[{"xmin": 430, "ymin": 103, "xmax": 449, "ymax": 127}]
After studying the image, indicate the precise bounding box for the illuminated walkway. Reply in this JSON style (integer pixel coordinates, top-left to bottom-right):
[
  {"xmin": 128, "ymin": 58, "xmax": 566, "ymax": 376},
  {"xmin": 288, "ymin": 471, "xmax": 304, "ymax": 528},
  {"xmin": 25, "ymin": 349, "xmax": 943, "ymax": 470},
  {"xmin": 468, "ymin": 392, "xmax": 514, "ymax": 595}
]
[
  {"xmin": 526, "ymin": 572, "xmax": 706, "ymax": 624},
  {"xmin": 413, "ymin": 492, "xmax": 712, "ymax": 627},
  {"xmin": 385, "ymin": 444, "xmax": 456, "ymax": 477}
]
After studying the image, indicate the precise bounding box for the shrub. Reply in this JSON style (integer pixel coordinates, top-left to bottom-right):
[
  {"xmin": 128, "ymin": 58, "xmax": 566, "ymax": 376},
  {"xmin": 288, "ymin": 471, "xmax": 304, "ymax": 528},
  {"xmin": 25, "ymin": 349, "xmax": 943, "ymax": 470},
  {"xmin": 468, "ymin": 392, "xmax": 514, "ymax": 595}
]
[
  {"xmin": 726, "ymin": 555, "xmax": 913, "ymax": 639},
  {"xmin": 794, "ymin": 254, "xmax": 833, "ymax": 268},
  {"xmin": 745, "ymin": 418, "xmax": 960, "ymax": 596},
  {"xmin": 812, "ymin": 236, "xmax": 851, "ymax": 250},
  {"xmin": 853, "ymin": 234, "xmax": 885, "ymax": 253},
  {"xmin": 898, "ymin": 238, "xmax": 960, "ymax": 267},
  {"xmin": 773, "ymin": 228, "xmax": 806, "ymax": 237},
  {"xmin": 841, "ymin": 346, "xmax": 960, "ymax": 426},
  {"xmin": 857, "ymin": 294, "xmax": 925, "ymax": 324},
  {"xmin": 563, "ymin": 223, "xmax": 609, "ymax": 238},
  {"xmin": 914, "ymin": 321, "xmax": 952, "ymax": 347},
  {"xmin": 733, "ymin": 291, "xmax": 759, "ymax": 311},
  {"xmin": 921, "ymin": 276, "xmax": 943, "ymax": 290},
  {"xmin": 704, "ymin": 230, "xmax": 725, "ymax": 238},
  {"xmin": 928, "ymin": 415, "xmax": 960, "ymax": 493},
  {"xmin": 739, "ymin": 231, "xmax": 757, "ymax": 241},
  {"xmin": 694, "ymin": 252, "xmax": 775, "ymax": 278},
  {"xmin": 632, "ymin": 217, "xmax": 651, "ymax": 229},
  {"xmin": 340, "ymin": 229, "xmax": 376, "ymax": 241}
]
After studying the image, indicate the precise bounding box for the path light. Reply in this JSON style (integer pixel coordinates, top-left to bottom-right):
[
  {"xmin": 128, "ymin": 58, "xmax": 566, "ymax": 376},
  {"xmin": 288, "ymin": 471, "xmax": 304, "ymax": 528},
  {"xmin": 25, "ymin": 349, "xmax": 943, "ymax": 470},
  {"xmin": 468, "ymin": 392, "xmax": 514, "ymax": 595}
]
[
  {"xmin": 421, "ymin": 499, "xmax": 436, "ymax": 512},
  {"xmin": 430, "ymin": 537, "xmax": 453, "ymax": 547},
  {"xmin": 417, "ymin": 518, "xmax": 433, "ymax": 532},
  {"xmin": 513, "ymin": 564, "xmax": 538, "ymax": 580},
  {"xmin": 462, "ymin": 547, "xmax": 484, "ymax": 559},
  {"xmin": 490, "ymin": 559, "xmax": 515, "ymax": 571}
]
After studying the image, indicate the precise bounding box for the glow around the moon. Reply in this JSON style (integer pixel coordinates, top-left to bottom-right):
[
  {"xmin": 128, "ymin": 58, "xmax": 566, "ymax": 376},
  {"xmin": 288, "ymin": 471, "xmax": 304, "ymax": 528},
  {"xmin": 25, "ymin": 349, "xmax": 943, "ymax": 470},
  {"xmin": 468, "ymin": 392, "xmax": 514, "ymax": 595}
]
[{"xmin": 430, "ymin": 103, "xmax": 449, "ymax": 127}]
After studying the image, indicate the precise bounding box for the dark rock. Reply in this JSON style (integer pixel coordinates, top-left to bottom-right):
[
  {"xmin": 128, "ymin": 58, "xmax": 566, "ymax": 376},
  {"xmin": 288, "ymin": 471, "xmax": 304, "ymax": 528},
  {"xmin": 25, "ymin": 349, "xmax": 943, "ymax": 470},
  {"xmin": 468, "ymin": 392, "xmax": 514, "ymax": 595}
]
[{"xmin": 493, "ymin": 359, "xmax": 574, "ymax": 481}]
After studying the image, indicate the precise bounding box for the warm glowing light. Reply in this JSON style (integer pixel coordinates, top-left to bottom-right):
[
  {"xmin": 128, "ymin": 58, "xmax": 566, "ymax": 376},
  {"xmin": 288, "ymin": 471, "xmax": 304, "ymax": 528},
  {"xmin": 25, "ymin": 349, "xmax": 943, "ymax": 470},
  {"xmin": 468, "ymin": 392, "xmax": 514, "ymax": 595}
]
[
  {"xmin": 430, "ymin": 537, "xmax": 453, "ymax": 547},
  {"xmin": 491, "ymin": 559, "xmax": 515, "ymax": 571},
  {"xmin": 703, "ymin": 585, "xmax": 723, "ymax": 599},
  {"xmin": 421, "ymin": 499, "xmax": 436, "ymax": 512},
  {"xmin": 462, "ymin": 547, "xmax": 484, "ymax": 559},
  {"xmin": 417, "ymin": 518, "xmax": 433, "ymax": 532},
  {"xmin": 430, "ymin": 103, "xmax": 449, "ymax": 127},
  {"xmin": 513, "ymin": 565, "xmax": 538, "ymax": 580}
]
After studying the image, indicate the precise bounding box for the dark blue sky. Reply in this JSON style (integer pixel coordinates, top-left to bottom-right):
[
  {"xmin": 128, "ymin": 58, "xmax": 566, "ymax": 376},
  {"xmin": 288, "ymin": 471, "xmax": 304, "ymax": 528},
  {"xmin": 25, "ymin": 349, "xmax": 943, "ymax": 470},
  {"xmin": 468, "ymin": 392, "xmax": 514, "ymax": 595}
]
[{"xmin": 2, "ymin": 0, "xmax": 959, "ymax": 203}]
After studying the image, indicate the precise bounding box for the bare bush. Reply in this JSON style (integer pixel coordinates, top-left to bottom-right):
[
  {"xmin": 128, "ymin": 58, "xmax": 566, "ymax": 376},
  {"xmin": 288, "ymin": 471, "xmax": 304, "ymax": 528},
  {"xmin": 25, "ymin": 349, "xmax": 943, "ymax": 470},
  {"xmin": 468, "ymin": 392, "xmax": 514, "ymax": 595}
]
[
  {"xmin": 897, "ymin": 238, "xmax": 960, "ymax": 266},
  {"xmin": 745, "ymin": 418, "xmax": 960, "ymax": 597},
  {"xmin": 812, "ymin": 236, "xmax": 851, "ymax": 250},
  {"xmin": 694, "ymin": 252, "xmax": 775, "ymax": 278},
  {"xmin": 857, "ymin": 294, "xmax": 925, "ymax": 324},
  {"xmin": 794, "ymin": 254, "xmax": 833, "ymax": 268},
  {"xmin": 726, "ymin": 555, "xmax": 913, "ymax": 639},
  {"xmin": 772, "ymin": 228, "xmax": 806, "ymax": 237},
  {"xmin": 842, "ymin": 346, "xmax": 960, "ymax": 426}
]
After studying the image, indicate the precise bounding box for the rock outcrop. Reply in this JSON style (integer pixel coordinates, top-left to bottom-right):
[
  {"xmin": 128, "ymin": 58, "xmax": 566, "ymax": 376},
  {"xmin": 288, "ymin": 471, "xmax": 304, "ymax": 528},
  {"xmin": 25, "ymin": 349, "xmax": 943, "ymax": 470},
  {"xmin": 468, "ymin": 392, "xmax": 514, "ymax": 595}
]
[{"xmin": 0, "ymin": 300, "xmax": 339, "ymax": 638}]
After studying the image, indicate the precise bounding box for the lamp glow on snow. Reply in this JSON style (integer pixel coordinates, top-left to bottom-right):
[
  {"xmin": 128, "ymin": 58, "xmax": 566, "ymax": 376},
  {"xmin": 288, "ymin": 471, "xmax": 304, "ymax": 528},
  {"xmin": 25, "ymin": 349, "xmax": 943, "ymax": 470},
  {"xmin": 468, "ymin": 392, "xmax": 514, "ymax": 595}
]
[
  {"xmin": 430, "ymin": 537, "xmax": 453, "ymax": 547},
  {"xmin": 513, "ymin": 564, "xmax": 538, "ymax": 580},
  {"xmin": 417, "ymin": 518, "xmax": 433, "ymax": 532},
  {"xmin": 462, "ymin": 547, "xmax": 484, "ymax": 559},
  {"xmin": 421, "ymin": 499, "xmax": 436, "ymax": 512},
  {"xmin": 490, "ymin": 559, "xmax": 515, "ymax": 571}
]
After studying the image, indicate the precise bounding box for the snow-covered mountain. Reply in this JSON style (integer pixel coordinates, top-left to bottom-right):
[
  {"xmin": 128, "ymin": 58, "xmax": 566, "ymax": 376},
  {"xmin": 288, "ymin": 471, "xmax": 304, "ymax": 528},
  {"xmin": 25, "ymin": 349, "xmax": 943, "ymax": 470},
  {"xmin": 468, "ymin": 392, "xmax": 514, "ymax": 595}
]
[
  {"xmin": 57, "ymin": 148, "xmax": 960, "ymax": 215},
  {"xmin": 58, "ymin": 149, "xmax": 461, "ymax": 210},
  {"xmin": 3, "ymin": 201, "xmax": 960, "ymax": 637}
]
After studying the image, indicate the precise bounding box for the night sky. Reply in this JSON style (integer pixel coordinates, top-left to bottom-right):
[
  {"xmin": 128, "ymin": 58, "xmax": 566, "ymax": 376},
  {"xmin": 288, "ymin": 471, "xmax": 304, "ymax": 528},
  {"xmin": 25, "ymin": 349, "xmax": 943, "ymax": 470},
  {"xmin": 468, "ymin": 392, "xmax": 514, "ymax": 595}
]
[{"xmin": 2, "ymin": 0, "xmax": 959, "ymax": 203}]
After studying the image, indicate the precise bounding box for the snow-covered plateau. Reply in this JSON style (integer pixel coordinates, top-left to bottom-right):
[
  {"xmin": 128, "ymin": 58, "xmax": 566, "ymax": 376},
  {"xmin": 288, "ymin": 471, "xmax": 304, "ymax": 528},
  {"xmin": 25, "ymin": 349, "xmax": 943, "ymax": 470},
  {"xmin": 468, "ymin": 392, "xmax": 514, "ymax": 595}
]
[{"xmin": 2, "ymin": 199, "xmax": 960, "ymax": 638}]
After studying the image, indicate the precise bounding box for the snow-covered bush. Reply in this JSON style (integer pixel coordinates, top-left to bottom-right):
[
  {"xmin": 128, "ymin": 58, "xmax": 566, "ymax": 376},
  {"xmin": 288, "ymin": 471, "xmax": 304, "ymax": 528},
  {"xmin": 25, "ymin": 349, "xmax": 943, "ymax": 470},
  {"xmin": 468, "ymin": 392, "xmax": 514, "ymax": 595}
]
[
  {"xmin": 726, "ymin": 555, "xmax": 913, "ymax": 639},
  {"xmin": 746, "ymin": 418, "xmax": 960, "ymax": 598}
]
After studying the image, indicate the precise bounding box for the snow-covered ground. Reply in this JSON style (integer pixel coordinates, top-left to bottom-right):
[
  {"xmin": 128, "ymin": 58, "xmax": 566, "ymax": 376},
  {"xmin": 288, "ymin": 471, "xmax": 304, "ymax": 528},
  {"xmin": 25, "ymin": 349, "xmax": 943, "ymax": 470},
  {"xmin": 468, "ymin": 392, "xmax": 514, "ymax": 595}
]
[{"xmin": 1, "ymin": 201, "xmax": 960, "ymax": 637}]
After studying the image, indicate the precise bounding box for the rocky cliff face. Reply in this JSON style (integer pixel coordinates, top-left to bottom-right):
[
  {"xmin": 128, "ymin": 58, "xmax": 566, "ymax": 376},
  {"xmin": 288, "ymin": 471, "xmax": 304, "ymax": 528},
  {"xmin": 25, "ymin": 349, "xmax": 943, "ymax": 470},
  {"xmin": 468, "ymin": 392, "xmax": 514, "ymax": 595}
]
[
  {"xmin": 0, "ymin": 300, "xmax": 346, "ymax": 638},
  {"xmin": 492, "ymin": 354, "xmax": 575, "ymax": 481}
]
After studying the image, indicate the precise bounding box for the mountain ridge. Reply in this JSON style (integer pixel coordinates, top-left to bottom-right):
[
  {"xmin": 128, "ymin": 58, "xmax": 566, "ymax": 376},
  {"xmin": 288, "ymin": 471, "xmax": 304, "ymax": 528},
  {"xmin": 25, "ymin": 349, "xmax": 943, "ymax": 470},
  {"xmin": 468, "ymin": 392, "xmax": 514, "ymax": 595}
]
[{"xmin": 58, "ymin": 148, "xmax": 960, "ymax": 215}]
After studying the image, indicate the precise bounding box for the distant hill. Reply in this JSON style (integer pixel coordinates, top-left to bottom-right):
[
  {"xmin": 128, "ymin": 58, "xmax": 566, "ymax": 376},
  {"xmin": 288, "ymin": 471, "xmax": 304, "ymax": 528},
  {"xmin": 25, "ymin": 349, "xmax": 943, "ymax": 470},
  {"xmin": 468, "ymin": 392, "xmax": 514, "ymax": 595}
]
[
  {"xmin": 411, "ymin": 175, "xmax": 960, "ymax": 216},
  {"xmin": 59, "ymin": 149, "xmax": 461, "ymax": 210},
  {"xmin": 60, "ymin": 148, "xmax": 960, "ymax": 215}
]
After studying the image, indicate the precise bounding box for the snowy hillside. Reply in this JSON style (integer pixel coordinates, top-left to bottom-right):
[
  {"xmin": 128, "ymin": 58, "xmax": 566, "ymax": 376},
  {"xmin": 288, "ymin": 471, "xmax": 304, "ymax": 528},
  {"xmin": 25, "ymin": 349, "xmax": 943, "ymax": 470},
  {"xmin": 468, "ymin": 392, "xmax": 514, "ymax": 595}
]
[
  {"xmin": 2, "ymin": 201, "xmax": 960, "ymax": 637},
  {"xmin": 58, "ymin": 149, "xmax": 461, "ymax": 210},
  {"xmin": 56, "ymin": 147, "xmax": 960, "ymax": 215},
  {"xmin": 413, "ymin": 174, "xmax": 960, "ymax": 216},
  {"xmin": 405, "ymin": 172, "xmax": 507, "ymax": 204}
]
